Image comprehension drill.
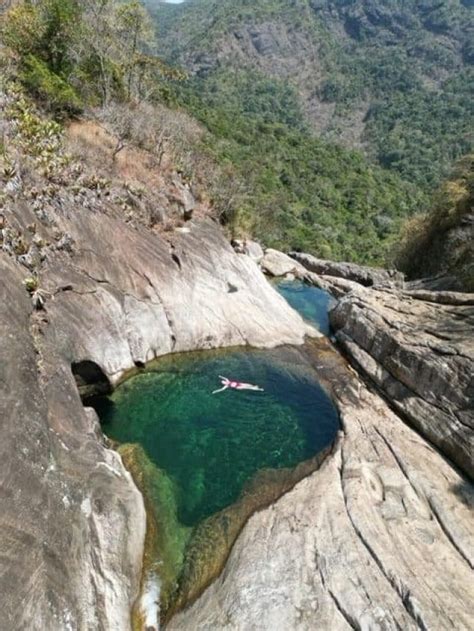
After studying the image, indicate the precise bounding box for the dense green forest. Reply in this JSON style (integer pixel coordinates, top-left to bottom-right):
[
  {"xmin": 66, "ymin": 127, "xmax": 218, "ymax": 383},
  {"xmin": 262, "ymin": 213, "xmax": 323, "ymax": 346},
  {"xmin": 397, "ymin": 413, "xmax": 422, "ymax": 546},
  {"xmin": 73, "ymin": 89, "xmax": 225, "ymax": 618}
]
[
  {"xmin": 169, "ymin": 68, "xmax": 426, "ymax": 262},
  {"xmin": 151, "ymin": 0, "xmax": 473, "ymax": 190},
  {"xmin": 144, "ymin": 0, "xmax": 473, "ymax": 260},
  {"xmin": 2, "ymin": 0, "xmax": 472, "ymax": 264}
]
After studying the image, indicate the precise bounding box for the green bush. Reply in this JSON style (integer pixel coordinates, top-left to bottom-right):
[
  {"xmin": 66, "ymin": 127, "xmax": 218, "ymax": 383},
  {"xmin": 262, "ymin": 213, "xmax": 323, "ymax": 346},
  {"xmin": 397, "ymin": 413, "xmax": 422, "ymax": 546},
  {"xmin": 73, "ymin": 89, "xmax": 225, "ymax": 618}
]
[{"xmin": 21, "ymin": 55, "xmax": 82, "ymax": 115}]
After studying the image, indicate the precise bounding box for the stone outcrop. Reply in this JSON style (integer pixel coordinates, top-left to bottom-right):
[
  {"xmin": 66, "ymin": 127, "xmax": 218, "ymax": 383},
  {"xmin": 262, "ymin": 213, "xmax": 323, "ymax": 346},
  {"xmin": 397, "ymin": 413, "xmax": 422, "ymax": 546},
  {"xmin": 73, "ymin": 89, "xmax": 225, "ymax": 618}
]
[
  {"xmin": 0, "ymin": 257, "xmax": 146, "ymax": 630},
  {"xmin": 41, "ymin": 217, "xmax": 314, "ymax": 385},
  {"xmin": 293, "ymin": 250, "xmax": 474, "ymax": 478},
  {"xmin": 231, "ymin": 238, "xmax": 264, "ymax": 263},
  {"xmin": 0, "ymin": 203, "xmax": 314, "ymax": 630},
  {"xmin": 168, "ymin": 338, "xmax": 474, "ymax": 630},
  {"xmin": 261, "ymin": 248, "xmax": 306, "ymax": 277},
  {"xmin": 330, "ymin": 287, "xmax": 473, "ymax": 479},
  {"xmin": 290, "ymin": 251, "xmax": 404, "ymax": 288}
]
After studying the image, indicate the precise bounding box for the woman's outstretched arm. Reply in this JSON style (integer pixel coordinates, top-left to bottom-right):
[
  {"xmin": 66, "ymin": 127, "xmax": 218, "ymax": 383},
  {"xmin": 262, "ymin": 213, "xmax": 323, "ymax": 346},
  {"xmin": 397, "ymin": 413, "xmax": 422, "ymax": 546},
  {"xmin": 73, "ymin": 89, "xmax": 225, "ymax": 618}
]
[{"xmin": 212, "ymin": 385, "xmax": 229, "ymax": 394}]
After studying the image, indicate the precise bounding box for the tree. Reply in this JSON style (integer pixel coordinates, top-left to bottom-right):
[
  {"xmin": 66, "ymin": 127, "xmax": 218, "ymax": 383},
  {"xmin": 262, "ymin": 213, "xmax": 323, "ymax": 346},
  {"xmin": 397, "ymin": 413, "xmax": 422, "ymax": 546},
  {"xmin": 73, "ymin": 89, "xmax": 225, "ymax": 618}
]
[
  {"xmin": 2, "ymin": 0, "xmax": 174, "ymax": 109},
  {"xmin": 115, "ymin": 1, "xmax": 154, "ymax": 101}
]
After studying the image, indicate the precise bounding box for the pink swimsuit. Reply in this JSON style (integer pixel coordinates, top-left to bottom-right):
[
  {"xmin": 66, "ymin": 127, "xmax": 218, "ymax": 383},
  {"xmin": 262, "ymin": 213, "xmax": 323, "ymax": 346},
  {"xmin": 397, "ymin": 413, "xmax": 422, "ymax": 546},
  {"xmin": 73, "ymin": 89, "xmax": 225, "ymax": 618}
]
[{"xmin": 213, "ymin": 376, "xmax": 263, "ymax": 394}]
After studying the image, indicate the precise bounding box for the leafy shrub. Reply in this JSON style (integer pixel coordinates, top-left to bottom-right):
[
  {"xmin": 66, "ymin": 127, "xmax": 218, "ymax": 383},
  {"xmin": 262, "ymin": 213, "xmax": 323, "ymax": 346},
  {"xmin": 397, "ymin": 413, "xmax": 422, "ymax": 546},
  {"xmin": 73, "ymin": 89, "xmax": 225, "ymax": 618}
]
[{"xmin": 21, "ymin": 55, "xmax": 82, "ymax": 115}]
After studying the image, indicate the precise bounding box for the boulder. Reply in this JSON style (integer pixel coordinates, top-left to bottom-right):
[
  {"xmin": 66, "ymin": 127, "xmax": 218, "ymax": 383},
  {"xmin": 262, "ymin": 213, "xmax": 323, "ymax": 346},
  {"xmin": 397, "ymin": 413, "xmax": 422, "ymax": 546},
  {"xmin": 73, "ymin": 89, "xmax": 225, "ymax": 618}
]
[
  {"xmin": 169, "ymin": 179, "xmax": 196, "ymax": 220},
  {"xmin": 232, "ymin": 238, "xmax": 264, "ymax": 263},
  {"xmin": 245, "ymin": 240, "xmax": 264, "ymax": 263},
  {"xmin": 261, "ymin": 248, "xmax": 305, "ymax": 277}
]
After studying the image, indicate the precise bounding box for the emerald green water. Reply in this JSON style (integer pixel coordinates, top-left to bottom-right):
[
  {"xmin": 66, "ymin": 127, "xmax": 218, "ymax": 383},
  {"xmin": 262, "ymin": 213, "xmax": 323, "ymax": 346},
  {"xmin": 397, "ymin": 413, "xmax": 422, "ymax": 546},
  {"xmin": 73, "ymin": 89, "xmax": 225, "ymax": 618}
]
[
  {"xmin": 274, "ymin": 279, "xmax": 335, "ymax": 335},
  {"xmin": 98, "ymin": 348, "xmax": 339, "ymax": 527}
]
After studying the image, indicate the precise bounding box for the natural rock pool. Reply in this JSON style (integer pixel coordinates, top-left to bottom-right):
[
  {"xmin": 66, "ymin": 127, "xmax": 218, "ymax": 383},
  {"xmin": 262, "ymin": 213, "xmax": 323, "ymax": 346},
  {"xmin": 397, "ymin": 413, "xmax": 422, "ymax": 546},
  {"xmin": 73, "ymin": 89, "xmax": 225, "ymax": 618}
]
[
  {"xmin": 98, "ymin": 348, "xmax": 338, "ymax": 528},
  {"xmin": 93, "ymin": 280, "xmax": 339, "ymax": 616},
  {"xmin": 273, "ymin": 278, "xmax": 336, "ymax": 335}
]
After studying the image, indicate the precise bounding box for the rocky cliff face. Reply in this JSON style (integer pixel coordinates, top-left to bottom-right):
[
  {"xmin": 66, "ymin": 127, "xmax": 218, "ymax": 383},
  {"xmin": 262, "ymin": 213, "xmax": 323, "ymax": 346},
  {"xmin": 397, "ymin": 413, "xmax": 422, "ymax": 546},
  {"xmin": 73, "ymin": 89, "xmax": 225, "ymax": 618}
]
[
  {"xmin": 331, "ymin": 286, "xmax": 474, "ymax": 479},
  {"xmin": 0, "ymin": 256, "xmax": 147, "ymax": 630}
]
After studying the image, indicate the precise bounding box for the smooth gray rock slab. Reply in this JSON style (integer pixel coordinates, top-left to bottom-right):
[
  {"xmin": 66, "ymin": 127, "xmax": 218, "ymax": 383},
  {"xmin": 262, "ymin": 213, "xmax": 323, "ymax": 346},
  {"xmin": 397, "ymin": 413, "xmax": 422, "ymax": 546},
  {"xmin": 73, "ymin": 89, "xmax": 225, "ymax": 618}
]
[
  {"xmin": 0, "ymin": 207, "xmax": 314, "ymax": 630},
  {"xmin": 261, "ymin": 248, "xmax": 306, "ymax": 277},
  {"xmin": 0, "ymin": 256, "xmax": 146, "ymax": 631},
  {"xmin": 330, "ymin": 286, "xmax": 474, "ymax": 478}
]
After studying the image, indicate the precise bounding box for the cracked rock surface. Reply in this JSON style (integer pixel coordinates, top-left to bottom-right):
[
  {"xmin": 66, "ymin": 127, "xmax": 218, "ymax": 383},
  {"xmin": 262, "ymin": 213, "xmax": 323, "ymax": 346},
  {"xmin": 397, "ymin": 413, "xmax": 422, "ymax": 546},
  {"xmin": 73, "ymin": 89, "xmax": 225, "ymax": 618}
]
[{"xmin": 330, "ymin": 286, "xmax": 474, "ymax": 479}]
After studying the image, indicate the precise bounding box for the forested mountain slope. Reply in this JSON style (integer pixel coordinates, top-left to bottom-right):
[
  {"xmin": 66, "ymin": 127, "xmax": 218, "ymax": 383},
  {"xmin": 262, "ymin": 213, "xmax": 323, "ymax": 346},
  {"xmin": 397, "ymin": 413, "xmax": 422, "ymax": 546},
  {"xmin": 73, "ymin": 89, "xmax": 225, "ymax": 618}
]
[
  {"xmin": 3, "ymin": 0, "xmax": 472, "ymax": 264},
  {"xmin": 396, "ymin": 154, "xmax": 474, "ymax": 290},
  {"xmin": 151, "ymin": 0, "xmax": 473, "ymax": 190}
]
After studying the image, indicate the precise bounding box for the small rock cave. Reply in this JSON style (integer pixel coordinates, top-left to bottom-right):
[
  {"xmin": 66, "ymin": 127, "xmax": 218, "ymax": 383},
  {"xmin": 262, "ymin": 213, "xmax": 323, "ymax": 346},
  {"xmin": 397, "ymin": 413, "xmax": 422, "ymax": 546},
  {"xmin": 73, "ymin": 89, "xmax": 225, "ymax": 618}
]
[{"xmin": 72, "ymin": 360, "xmax": 112, "ymax": 401}]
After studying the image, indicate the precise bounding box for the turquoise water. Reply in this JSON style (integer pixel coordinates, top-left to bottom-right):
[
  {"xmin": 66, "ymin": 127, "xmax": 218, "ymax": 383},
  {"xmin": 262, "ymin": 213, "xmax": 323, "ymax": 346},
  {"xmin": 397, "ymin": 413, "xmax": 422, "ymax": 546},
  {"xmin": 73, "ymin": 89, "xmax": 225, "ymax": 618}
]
[
  {"xmin": 274, "ymin": 279, "xmax": 335, "ymax": 335},
  {"xmin": 98, "ymin": 349, "xmax": 338, "ymax": 527}
]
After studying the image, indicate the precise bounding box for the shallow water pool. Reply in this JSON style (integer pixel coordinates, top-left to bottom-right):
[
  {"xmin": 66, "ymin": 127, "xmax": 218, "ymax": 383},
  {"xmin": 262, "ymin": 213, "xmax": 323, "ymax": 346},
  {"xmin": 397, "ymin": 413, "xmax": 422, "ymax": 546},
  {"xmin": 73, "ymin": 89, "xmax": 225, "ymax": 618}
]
[
  {"xmin": 273, "ymin": 278, "xmax": 335, "ymax": 335},
  {"xmin": 98, "ymin": 348, "xmax": 339, "ymax": 527}
]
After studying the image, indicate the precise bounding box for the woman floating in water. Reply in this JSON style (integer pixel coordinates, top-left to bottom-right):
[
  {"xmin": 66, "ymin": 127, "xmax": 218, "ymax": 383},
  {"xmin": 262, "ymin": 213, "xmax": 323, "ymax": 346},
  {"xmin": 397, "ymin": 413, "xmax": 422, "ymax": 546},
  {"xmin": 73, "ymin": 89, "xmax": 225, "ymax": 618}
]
[{"xmin": 212, "ymin": 375, "xmax": 264, "ymax": 394}]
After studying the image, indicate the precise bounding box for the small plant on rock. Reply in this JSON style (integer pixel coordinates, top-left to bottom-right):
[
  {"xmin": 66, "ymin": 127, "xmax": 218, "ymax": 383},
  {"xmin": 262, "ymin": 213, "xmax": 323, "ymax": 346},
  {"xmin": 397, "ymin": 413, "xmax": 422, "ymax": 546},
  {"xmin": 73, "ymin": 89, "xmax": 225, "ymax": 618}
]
[
  {"xmin": 23, "ymin": 276, "xmax": 49, "ymax": 310},
  {"xmin": 23, "ymin": 276, "xmax": 39, "ymax": 293}
]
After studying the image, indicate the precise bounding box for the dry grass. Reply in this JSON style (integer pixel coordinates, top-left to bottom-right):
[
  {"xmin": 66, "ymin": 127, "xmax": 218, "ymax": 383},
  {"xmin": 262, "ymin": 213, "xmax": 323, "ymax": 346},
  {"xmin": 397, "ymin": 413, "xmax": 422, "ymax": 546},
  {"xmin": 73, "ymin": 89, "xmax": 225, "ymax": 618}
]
[
  {"xmin": 67, "ymin": 120, "xmax": 158, "ymax": 188},
  {"xmin": 65, "ymin": 115, "xmax": 212, "ymax": 231}
]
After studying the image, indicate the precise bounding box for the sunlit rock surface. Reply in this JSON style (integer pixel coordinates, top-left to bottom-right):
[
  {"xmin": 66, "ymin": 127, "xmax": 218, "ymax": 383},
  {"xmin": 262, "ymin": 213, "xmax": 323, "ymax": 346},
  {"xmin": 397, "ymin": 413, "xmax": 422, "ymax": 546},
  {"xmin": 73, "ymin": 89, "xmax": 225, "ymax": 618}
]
[
  {"xmin": 168, "ymin": 256, "xmax": 473, "ymax": 631},
  {"xmin": 2, "ymin": 195, "xmax": 472, "ymax": 630},
  {"xmin": 331, "ymin": 286, "xmax": 474, "ymax": 478}
]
